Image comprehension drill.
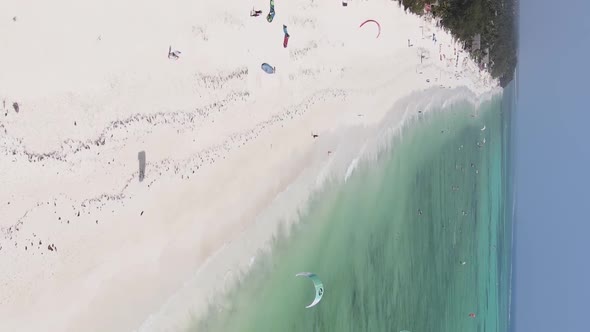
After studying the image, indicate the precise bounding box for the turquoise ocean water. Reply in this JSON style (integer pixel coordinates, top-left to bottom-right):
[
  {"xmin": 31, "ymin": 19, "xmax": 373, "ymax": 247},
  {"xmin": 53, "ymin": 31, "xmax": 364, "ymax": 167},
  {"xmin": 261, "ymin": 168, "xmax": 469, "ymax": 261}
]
[{"xmin": 190, "ymin": 85, "xmax": 515, "ymax": 332}]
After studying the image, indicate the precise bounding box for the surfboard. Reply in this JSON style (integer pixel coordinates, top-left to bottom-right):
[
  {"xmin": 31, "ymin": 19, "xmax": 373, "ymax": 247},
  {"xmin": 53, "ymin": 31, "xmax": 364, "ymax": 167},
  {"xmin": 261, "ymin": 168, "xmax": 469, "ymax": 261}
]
[{"xmin": 261, "ymin": 63, "xmax": 275, "ymax": 74}]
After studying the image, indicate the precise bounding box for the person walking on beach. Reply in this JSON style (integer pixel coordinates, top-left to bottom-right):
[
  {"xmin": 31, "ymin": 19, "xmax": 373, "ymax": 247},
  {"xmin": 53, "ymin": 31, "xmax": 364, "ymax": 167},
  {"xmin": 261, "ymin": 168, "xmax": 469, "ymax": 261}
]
[{"xmin": 168, "ymin": 46, "xmax": 181, "ymax": 60}]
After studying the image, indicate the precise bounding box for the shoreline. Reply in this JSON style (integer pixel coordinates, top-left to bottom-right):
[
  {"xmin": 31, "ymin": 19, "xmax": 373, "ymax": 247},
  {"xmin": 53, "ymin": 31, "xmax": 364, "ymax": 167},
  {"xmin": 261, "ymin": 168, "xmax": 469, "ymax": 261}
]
[
  {"xmin": 137, "ymin": 86, "xmax": 502, "ymax": 332},
  {"xmin": 1, "ymin": 1, "xmax": 498, "ymax": 331}
]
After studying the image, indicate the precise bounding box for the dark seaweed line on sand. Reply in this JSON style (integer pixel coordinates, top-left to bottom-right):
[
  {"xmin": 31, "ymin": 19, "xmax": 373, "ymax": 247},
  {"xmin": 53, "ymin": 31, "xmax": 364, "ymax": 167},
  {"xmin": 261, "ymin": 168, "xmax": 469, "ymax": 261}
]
[
  {"xmin": 1, "ymin": 89, "xmax": 347, "ymax": 243},
  {"xmin": 1, "ymin": 91, "xmax": 251, "ymax": 163},
  {"xmin": 196, "ymin": 67, "xmax": 249, "ymax": 90}
]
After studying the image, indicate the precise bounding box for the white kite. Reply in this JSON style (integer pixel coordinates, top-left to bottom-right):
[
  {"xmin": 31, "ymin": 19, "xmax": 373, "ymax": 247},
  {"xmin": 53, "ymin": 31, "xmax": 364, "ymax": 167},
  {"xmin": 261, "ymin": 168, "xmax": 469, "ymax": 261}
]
[{"xmin": 296, "ymin": 272, "xmax": 324, "ymax": 308}]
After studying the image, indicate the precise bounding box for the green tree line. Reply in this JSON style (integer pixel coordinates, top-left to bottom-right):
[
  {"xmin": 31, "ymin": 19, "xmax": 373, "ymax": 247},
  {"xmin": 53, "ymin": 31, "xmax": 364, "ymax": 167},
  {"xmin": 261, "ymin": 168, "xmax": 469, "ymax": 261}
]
[{"xmin": 400, "ymin": 0, "xmax": 517, "ymax": 87}]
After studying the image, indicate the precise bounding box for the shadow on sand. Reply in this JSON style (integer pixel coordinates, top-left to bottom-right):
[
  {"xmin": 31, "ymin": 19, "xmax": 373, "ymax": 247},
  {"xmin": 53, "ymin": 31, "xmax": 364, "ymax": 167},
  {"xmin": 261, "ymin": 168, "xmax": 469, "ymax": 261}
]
[{"xmin": 138, "ymin": 151, "xmax": 146, "ymax": 182}]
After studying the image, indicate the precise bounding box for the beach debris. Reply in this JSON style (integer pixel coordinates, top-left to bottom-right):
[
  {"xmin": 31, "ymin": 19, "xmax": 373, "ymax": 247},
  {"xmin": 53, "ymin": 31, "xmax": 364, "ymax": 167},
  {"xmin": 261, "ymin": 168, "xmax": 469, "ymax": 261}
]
[
  {"xmin": 140, "ymin": 211, "xmax": 144, "ymax": 216},
  {"xmin": 283, "ymin": 25, "xmax": 290, "ymax": 48},
  {"xmin": 261, "ymin": 63, "xmax": 276, "ymax": 74},
  {"xmin": 12, "ymin": 102, "xmax": 19, "ymax": 113},
  {"xmin": 47, "ymin": 244, "xmax": 57, "ymax": 252},
  {"xmin": 12, "ymin": 16, "xmax": 17, "ymax": 22},
  {"xmin": 481, "ymin": 125, "xmax": 486, "ymax": 131},
  {"xmin": 266, "ymin": 0, "xmax": 275, "ymax": 23},
  {"xmin": 342, "ymin": 0, "xmax": 348, "ymax": 7},
  {"xmin": 296, "ymin": 272, "xmax": 324, "ymax": 308},
  {"xmin": 311, "ymin": 132, "xmax": 319, "ymax": 138},
  {"xmin": 469, "ymin": 312, "xmax": 476, "ymax": 318},
  {"xmin": 460, "ymin": 261, "xmax": 467, "ymax": 265},
  {"xmin": 359, "ymin": 19, "xmax": 381, "ymax": 38},
  {"xmin": 168, "ymin": 46, "xmax": 181, "ymax": 60}
]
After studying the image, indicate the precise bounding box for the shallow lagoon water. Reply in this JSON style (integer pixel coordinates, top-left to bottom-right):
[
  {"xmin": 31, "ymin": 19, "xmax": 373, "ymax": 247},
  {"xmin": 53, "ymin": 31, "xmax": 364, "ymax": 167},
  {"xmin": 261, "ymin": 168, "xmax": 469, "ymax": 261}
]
[{"xmin": 191, "ymin": 88, "xmax": 513, "ymax": 332}]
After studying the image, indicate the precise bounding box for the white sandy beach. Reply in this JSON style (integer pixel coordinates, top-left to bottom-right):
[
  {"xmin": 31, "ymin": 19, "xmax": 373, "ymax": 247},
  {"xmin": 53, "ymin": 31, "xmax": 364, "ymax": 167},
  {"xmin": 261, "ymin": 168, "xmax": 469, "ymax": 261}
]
[{"xmin": 0, "ymin": 0, "xmax": 497, "ymax": 331}]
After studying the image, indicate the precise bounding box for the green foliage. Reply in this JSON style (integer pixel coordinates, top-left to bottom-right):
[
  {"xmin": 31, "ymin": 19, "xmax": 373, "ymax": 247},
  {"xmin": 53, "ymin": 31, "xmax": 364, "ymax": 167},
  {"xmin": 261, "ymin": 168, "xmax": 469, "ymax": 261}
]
[{"xmin": 400, "ymin": 0, "xmax": 517, "ymax": 87}]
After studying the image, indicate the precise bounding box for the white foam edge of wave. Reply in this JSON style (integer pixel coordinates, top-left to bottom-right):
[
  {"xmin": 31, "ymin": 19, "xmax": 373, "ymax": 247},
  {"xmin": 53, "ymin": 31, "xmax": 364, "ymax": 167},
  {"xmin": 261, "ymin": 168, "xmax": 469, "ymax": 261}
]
[{"xmin": 135, "ymin": 85, "xmax": 502, "ymax": 332}]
